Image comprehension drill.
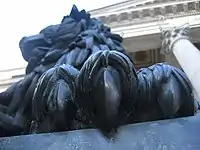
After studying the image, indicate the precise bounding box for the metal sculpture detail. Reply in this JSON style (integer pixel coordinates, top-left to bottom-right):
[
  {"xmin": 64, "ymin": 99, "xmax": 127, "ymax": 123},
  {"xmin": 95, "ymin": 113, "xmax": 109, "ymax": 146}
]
[{"xmin": 0, "ymin": 5, "xmax": 197, "ymax": 137}]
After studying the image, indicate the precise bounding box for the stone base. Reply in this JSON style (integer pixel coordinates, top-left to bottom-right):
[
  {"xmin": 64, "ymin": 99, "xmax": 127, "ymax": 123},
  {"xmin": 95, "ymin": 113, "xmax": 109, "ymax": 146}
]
[{"xmin": 1, "ymin": 114, "xmax": 200, "ymax": 150}]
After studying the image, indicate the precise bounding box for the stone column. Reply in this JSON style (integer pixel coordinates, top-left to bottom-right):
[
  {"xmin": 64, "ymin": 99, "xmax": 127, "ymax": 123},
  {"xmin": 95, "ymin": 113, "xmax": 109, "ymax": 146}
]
[{"xmin": 161, "ymin": 25, "xmax": 200, "ymax": 99}]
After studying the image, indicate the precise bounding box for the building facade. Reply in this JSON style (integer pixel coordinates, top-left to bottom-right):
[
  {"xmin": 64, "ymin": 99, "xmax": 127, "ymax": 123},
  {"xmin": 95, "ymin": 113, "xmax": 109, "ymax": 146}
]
[
  {"xmin": 1, "ymin": 0, "xmax": 200, "ymax": 91},
  {"xmin": 90, "ymin": 0, "xmax": 200, "ymax": 68},
  {"xmin": 0, "ymin": 67, "xmax": 25, "ymax": 92}
]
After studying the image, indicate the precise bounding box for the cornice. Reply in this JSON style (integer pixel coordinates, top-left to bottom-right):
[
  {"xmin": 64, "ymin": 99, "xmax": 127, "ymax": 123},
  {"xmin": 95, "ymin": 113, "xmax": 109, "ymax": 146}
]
[
  {"xmin": 91, "ymin": 0, "xmax": 200, "ymax": 28},
  {"xmin": 0, "ymin": 67, "xmax": 25, "ymax": 80},
  {"xmin": 89, "ymin": 0, "xmax": 154, "ymax": 15},
  {"xmin": 110, "ymin": 14, "xmax": 200, "ymax": 37},
  {"xmin": 0, "ymin": 77, "xmax": 23, "ymax": 86}
]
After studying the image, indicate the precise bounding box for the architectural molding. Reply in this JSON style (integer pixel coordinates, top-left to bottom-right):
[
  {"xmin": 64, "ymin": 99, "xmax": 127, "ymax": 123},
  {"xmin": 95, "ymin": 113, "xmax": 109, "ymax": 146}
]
[
  {"xmin": 0, "ymin": 67, "xmax": 25, "ymax": 91},
  {"xmin": 122, "ymin": 16, "xmax": 200, "ymax": 53},
  {"xmin": 0, "ymin": 67, "xmax": 25, "ymax": 80},
  {"xmin": 0, "ymin": 77, "xmax": 23, "ymax": 86},
  {"xmin": 0, "ymin": 76, "xmax": 24, "ymax": 92},
  {"xmin": 91, "ymin": 0, "xmax": 200, "ymax": 28},
  {"xmin": 89, "ymin": 0, "xmax": 154, "ymax": 15}
]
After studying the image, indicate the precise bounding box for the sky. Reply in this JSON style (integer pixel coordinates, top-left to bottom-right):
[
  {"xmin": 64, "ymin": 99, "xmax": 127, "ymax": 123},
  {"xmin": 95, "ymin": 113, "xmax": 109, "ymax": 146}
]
[{"xmin": 0, "ymin": 0, "xmax": 125, "ymax": 70}]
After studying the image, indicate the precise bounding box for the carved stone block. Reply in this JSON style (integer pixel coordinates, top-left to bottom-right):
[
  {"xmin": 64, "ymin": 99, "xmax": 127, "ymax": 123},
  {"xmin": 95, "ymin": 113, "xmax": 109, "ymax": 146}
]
[
  {"xmin": 109, "ymin": 14, "xmax": 118, "ymax": 23},
  {"xmin": 120, "ymin": 13, "xmax": 129, "ymax": 21},
  {"xmin": 177, "ymin": 4, "xmax": 184, "ymax": 13},
  {"xmin": 132, "ymin": 11, "xmax": 139, "ymax": 19},
  {"xmin": 183, "ymin": 4, "xmax": 188, "ymax": 12},
  {"xmin": 188, "ymin": 2, "xmax": 195, "ymax": 11},
  {"xmin": 142, "ymin": 9, "xmax": 150, "ymax": 17},
  {"xmin": 195, "ymin": 2, "xmax": 200, "ymax": 10},
  {"xmin": 165, "ymin": 6, "xmax": 173, "ymax": 14}
]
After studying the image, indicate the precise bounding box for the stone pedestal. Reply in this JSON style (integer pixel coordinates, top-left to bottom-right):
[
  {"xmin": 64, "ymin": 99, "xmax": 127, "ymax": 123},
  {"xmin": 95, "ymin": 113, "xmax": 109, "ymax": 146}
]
[
  {"xmin": 161, "ymin": 25, "xmax": 200, "ymax": 99},
  {"xmin": 1, "ymin": 115, "xmax": 200, "ymax": 150}
]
